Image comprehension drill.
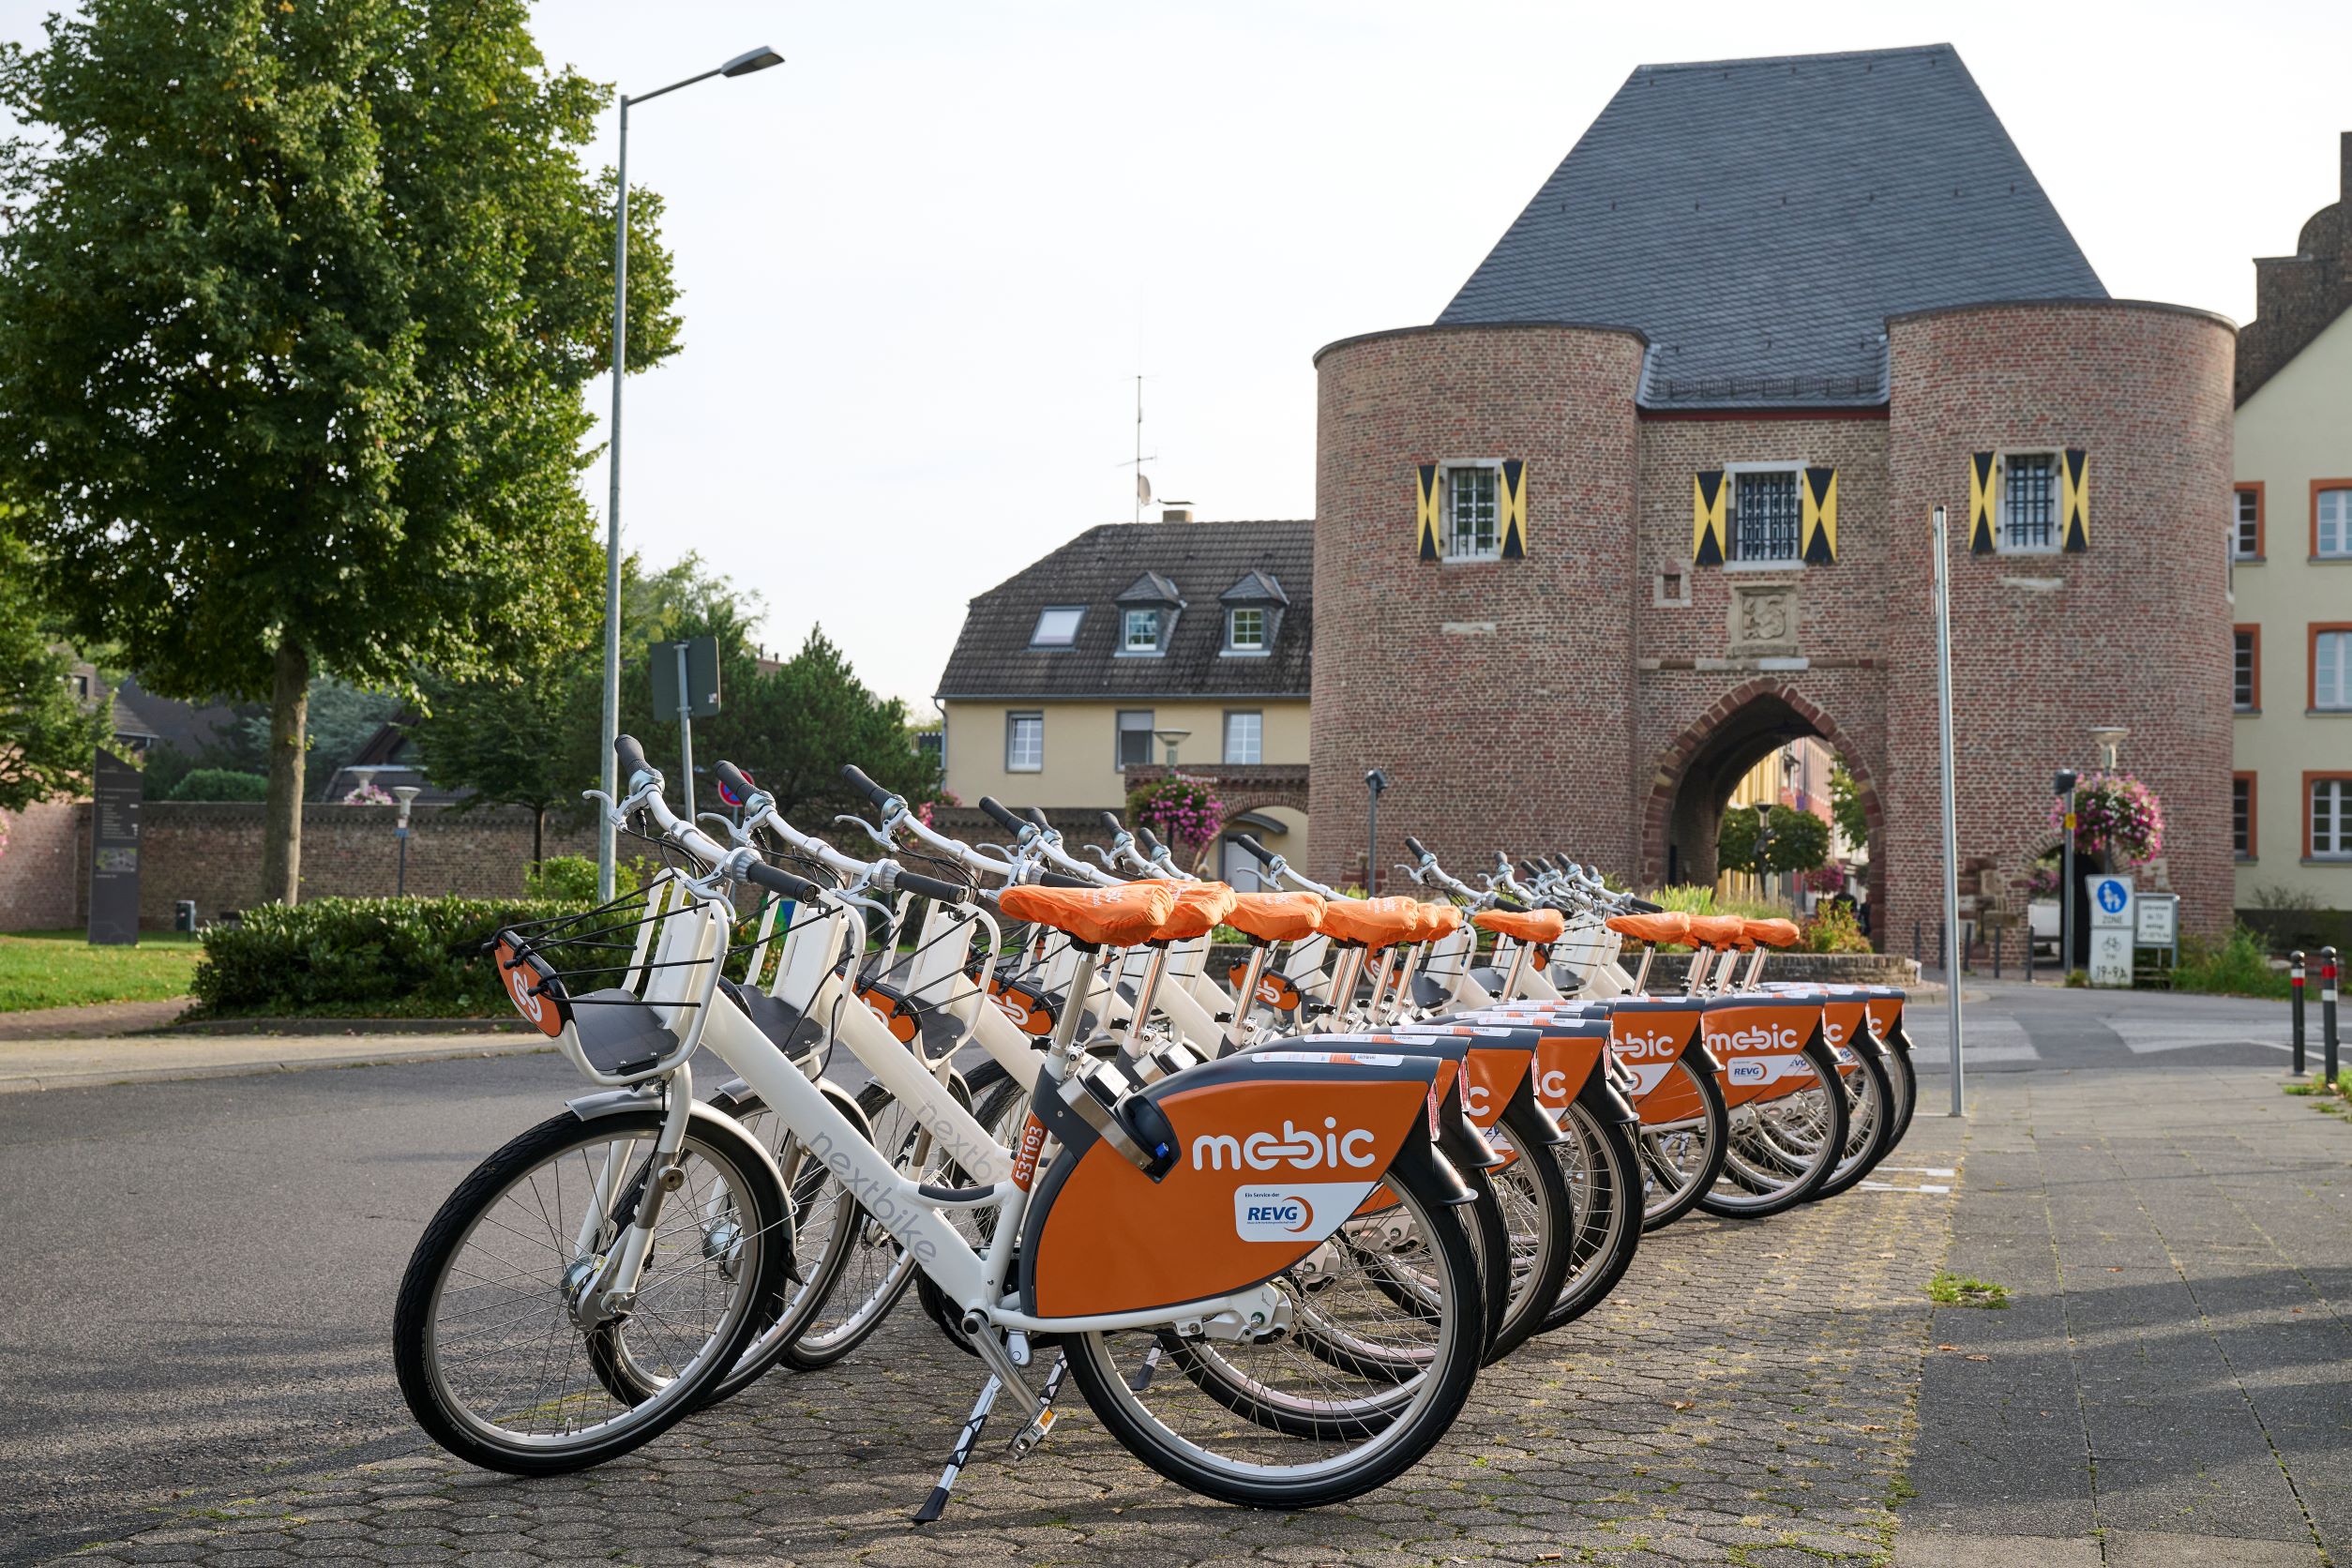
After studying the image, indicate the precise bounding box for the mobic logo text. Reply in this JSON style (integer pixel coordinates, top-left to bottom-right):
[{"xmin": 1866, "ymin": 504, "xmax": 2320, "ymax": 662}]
[
  {"xmin": 1706, "ymin": 1022, "xmax": 1801, "ymax": 1053},
  {"xmin": 1192, "ymin": 1118, "xmax": 1380, "ymax": 1172}
]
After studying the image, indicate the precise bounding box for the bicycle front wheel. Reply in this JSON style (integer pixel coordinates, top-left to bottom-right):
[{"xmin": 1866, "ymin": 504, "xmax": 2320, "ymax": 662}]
[{"xmin": 392, "ymin": 1107, "xmax": 784, "ymax": 1474}]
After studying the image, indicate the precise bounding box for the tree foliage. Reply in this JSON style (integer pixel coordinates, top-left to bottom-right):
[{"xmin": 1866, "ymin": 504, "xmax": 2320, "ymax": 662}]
[
  {"xmin": 1718, "ymin": 803, "xmax": 1832, "ymax": 877},
  {"xmin": 0, "ymin": 0, "xmax": 681, "ymax": 897},
  {"xmin": 0, "ymin": 515, "xmax": 112, "ymax": 813},
  {"xmin": 1829, "ymin": 763, "xmax": 1869, "ymax": 849}
]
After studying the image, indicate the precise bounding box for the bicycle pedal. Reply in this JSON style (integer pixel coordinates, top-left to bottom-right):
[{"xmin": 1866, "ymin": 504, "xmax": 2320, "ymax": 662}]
[{"xmin": 1006, "ymin": 1405, "xmax": 1058, "ymax": 1458}]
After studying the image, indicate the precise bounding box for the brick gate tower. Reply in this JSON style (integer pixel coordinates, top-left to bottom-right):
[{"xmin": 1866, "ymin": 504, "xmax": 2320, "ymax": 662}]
[{"xmin": 1309, "ymin": 45, "xmax": 2236, "ymax": 945}]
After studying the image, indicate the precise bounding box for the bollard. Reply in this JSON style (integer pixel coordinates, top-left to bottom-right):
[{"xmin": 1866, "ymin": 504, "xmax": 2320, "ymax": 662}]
[
  {"xmin": 2025, "ymin": 922, "xmax": 2036, "ymax": 984},
  {"xmin": 1993, "ymin": 926, "xmax": 2004, "ymax": 980},
  {"xmin": 1913, "ymin": 919, "xmax": 1922, "ymax": 967},
  {"xmin": 2290, "ymin": 951, "xmax": 2306, "ymax": 1077},
  {"xmin": 2325, "ymin": 946, "xmax": 2341, "ymax": 1089}
]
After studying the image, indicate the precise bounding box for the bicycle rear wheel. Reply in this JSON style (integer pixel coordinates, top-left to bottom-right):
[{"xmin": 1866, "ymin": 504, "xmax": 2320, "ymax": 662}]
[
  {"xmin": 1808, "ymin": 1044, "xmax": 1894, "ymax": 1201},
  {"xmin": 1064, "ymin": 1154, "xmax": 1485, "ymax": 1508},
  {"xmin": 1537, "ymin": 1096, "xmax": 1643, "ymax": 1334},
  {"xmin": 1696, "ymin": 1042, "xmax": 1850, "ymax": 1219},
  {"xmin": 392, "ymin": 1108, "xmax": 783, "ymax": 1474},
  {"xmin": 1634, "ymin": 1057, "xmax": 1728, "ymax": 1231}
]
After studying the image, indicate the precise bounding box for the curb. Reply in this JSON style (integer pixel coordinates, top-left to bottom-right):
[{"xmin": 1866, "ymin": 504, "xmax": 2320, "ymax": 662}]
[
  {"xmin": 0, "ymin": 1038, "xmax": 556, "ymax": 1095},
  {"xmin": 141, "ymin": 1016, "xmax": 530, "ymax": 1037}
]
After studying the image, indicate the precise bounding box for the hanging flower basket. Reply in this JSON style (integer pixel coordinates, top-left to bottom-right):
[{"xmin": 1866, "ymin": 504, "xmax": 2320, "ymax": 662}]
[
  {"xmin": 1128, "ymin": 774, "xmax": 1224, "ymax": 851},
  {"xmin": 2048, "ymin": 771, "xmax": 2164, "ymax": 867},
  {"xmin": 341, "ymin": 782, "xmax": 395, "ymax": 806}
]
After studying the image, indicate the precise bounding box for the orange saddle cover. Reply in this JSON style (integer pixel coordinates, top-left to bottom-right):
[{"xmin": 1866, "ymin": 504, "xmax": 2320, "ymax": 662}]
[
  {"xmin": 997, "ymin": 882, "xmax": 1177, "ymax": 947},
  {"xmin": 1743, "ymin": 918, "xmax": 1802, "ymax": 950},
  {"xmin": 1225, "ymin": 890, "xmax": 1325, "ymax": 943},
  {"xmin": 1153, "ymin": 882, "xmax": 1239, "ymax": 942},
  {"xmin": 1319, "ymin": 897, "xmax": 1425, "ymax": 949},
  {"xmin": 1473, "ymin": 907, "xmax": 1567, "ymax": 944},
  {"xmin": 1606, "ymin": 911, "xmax": 1691, "ymax": 946},
  {"xmin": 1684, "ymin": 914, "xmax": 1748, "ymax": 949}
]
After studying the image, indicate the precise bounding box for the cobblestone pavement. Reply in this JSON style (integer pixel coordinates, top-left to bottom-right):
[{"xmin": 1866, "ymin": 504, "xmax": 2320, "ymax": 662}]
[{"xmin": 50, "ymin": 1117, "xmax": 1966, "ymax": 1568}]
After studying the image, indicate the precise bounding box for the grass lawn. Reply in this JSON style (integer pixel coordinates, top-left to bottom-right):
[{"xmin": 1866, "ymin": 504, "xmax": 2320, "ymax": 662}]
[{"xmin": 0, "ymin": 928, "xmax": 204, "ymax": 1013}]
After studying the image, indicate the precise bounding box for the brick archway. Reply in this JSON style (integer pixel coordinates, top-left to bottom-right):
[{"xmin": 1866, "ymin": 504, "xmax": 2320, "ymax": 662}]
[{"xmin": 1639, "ymin": 680, "xmax": 1886, "ymax": 908}]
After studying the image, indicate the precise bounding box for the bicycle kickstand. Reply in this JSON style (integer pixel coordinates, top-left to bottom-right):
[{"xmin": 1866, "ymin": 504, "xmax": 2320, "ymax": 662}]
[
  {"xmin": 1007, "ymin": 1352, "xmax": 1069, "ymax": 1459},
  {"xmin": 914, "ymin": 1374, "xmax": 1002, "ymax": 1524}
]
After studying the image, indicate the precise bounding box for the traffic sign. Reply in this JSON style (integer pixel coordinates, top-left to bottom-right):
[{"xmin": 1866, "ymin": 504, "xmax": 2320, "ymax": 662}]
[{"xmin": 2088, "ymin": 874, "xmax": 2133, "ymax": 988}]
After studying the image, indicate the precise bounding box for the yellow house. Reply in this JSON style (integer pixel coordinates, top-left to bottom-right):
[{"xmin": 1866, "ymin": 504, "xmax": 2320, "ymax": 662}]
[
  {"xmin": 2232, "ymin": 134, "xmax": 2352, "ymax": 916},
  {"xmin": 936, "ymin": 513, "xmax": 1312, "ymax": 883}
]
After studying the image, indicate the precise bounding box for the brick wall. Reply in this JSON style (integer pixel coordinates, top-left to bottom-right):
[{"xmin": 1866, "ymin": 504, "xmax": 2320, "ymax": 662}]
[
  {"xmin": 1309, "ymin": 324, "xmax": 1648, "ymax": 889},
  {"xmin": 1883, "ymin": 300, "xmax": 2238, "ymax": 945},
  {"xmin": 0, "ymin": 802, "xmax": 83, "ymax": 930},
  {"xmin": 4, "ymin": 804, "xmax": 602, "ymax": 931}
]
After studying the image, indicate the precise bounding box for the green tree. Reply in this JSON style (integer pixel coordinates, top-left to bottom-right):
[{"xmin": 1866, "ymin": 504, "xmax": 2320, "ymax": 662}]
[
  {"xmin": 718, "ymin": 627, "xmax": 939, "ymax": 824},
  {"xmin": 0, "ymin": 517, "xmax": 111, "ymax": 812},
  {"xmin": 1829, "ymin": 763, "xmax": 1869, "ymax": 849},
  {"xmin": 0, "ymin": 0, "xmax": 681, "ymax": 903},
  {"xmin": 1717, "ymin": 803, "xmax": 1831, "ymax": 876}
]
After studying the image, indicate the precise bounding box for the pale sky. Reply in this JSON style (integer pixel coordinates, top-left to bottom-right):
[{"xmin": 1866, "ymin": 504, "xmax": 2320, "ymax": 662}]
[{"xmin": 6, "ymin": 1, "xmax": 2348, "ymax": 707}]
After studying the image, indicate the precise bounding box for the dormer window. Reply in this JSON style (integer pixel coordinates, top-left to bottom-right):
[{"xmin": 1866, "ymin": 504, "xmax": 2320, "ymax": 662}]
[
  {"xmin": 1030, "ymin": 606, "xmax": 1084, "ymax": 648},
  {"xmin": 1218, "ymin": 568, "xmax": 1288, "ymax": 657},
  {"xmin": 1113, "ymin": 571, "xmax": 1184, "ymax": 657}
]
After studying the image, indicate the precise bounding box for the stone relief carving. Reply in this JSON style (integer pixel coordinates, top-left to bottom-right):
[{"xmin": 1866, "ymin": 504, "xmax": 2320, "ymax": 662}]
[{"xmin": 1727, "ymin": 582, "xmax": 1800, "ymax": 655}]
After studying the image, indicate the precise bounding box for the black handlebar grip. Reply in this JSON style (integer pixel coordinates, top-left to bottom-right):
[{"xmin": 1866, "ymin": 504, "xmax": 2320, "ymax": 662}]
[
  {"xmin": 1233, "ymin": 833, "xmax": 1276, "ymax": 867},
  {"xmin": 1019, "ymin": 806, "xmax": 1053, "ymax": 832},
  {"xmin": 1135, "ymin": 824, "xmax": 1164, "ymax": 852},
  {"xmin": 840, "ymin": 764, "xmax": 895, "ymax": 807},
  {"xmin": 976, "ymin": 795, "xmax": 1028, "ymax": 835},
  {"xmin": 1036, "ymin": 869, "xmax": 1094, "ymax": 890},
  {"xmin": 613, "ymin": 733, "xmax": 651, "ymax": 786},
  {"xmin": 894, "ymin": 868, "xmax": 972, "ymax": 904},
  {"xmin": 744, "ymin": 860, "xmax": 823, "ymax": 903},
  {"xmin": 1404, "ymin": 835, "xmax": 1429, "ymax": 860},
  {"xmin": 714, "ymin": 760, "xmax": 757, "ymax": 804},
  {"xmin": 1096, "ymin": 809, "xmax": 1126, "ymax": 837},
  {"xmin": 1517, "ymin": 859, "xmax": 1543, "ymax": 881},
  {"xmin": 1492, "ymin": 895, "xmax": 1528, "ymax": 913},
  {"xmin": 1625, "ymin": 895, "xmax": 1665, "ymax": 913}
]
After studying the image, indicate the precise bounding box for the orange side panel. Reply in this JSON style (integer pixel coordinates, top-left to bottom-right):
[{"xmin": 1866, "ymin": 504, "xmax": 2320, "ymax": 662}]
[
  {"xmin": 1029, "ymin": 1076, "xmax": 1428, "ymax": 1319},
  {"xmin": 1530, "ymin": 1034, "xmax": 1606, "ymax": 1111},
  {"xmin": 1703, "ymin": 1003, "xmax": 1823, "ymax": 1108},
  {"xmin": 1459, "ymin": 1045, "xmax": 1532, "ymax": 1128}
]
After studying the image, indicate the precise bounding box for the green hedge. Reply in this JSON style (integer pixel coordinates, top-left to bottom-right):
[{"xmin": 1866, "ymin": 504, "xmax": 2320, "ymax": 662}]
[{"xmin": 191, "ymin": 896, "xmax": 607, "ymax": 1018}]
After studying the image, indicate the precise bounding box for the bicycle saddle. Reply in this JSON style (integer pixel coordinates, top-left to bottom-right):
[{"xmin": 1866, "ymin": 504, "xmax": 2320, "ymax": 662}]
[
  {"xmin": 1319, "ymin": 896, "xmax": 1426, "ymax": 949},
  {"xmin": 997, "ymin": 881, "xmax": 1177, "ymax": 946},
  {"xmin": 1684, "ymin": 914, "xmax": 1748, "ymax": 949},
  {"xmin": 1606, "ymin": 911, "xmax": 1691, "ymax": 945},
  {"xmin": 1472, "ymin": 907, "xmax": 1566, "ymax": 945},
  {"xmin": 1742, "ymin": 917, "xmax": 1802, "ymax": 949},
  {"xmin": 1224, "ymin": 890, "xmax": 1325, "ymax": 943}
]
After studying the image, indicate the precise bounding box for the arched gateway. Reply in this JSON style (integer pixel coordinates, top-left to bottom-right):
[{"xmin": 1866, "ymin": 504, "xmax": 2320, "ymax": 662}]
[{"xmin": 1305, "ymin": 46, "xmax": 2234, "ymax": 947}]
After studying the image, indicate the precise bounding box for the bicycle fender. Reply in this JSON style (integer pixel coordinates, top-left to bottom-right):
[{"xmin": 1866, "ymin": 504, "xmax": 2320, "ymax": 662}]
[
  {"xmin": 1016, "ymin": 1048, "xmax": 1441, "ymax": 1319},
  {"xmin": 563, "ymin": 1090, "xmax": 797, "ymax": 1289}
]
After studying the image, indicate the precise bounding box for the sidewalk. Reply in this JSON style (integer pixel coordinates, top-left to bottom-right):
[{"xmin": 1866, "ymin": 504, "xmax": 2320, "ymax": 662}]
[
  {"xmin": 1899, "ymin": 1065, "xmax": 2349, "ymax": 1567},
  {"xmin": 0, "ymin": 1022, "xmax": 552, "ymax": 1093}
]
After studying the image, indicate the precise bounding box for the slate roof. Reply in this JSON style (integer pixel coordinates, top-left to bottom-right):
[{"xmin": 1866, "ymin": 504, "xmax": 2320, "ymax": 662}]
[
  {"xmin": 936, "ymin": 520, "xmax": 1312, "ymax": 700},
  {"xmin": 1437, "ymin": 44, "xmax": 2106, "ymax": 409}
]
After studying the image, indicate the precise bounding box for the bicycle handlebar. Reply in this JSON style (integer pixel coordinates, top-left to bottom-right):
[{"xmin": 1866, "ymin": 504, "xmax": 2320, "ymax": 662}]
[
  {"xmin": 713, "ymin": 759, "xmax": 757, "ymax": 806},
  {"xmin": 744, "ymin": 860, "xmax": 825, "ymax": 902},
  {"xmin": 1404, "ymin": 835, "xmax": 1429, "ymax": 860},
  {"xmin": 1097, "ymin": 809, "xmax": 1125, "ymax": 837},
  {"xmin": 1020, "ymin": 805, "xmax": 1052, "ymax": 832},
  {"xmin": 977, "ymin": 795, "xmax": 1029, "ymax": 837},
  {"xmin": 841, "ymin": 763, "xmax": 897, "ymax": 809},
  {"xmin": 1231, "ymin": 833, "xmax": 1275, "ymax": 867},
  {"xmin": 613, "ymin": 734, "xmax": 651, "ymax": 791}
]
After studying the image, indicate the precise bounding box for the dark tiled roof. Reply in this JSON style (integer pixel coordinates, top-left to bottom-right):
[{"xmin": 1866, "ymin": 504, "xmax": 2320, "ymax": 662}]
[
  {"xmin": 937, "ymin": 520, "xmax": 1311, "ymax": 700},
  {"xmin": 1437, "ymin": 44, "xmax": 2107, "ymax": 409}
]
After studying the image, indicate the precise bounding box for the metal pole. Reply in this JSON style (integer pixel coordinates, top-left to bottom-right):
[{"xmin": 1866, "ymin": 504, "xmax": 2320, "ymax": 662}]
[
  {"xmin": 1366, "ymin": 790, "xmax": 1379, "ymax": 897},
  {"xmin": 2324, "ymin": 946, "xmax": 2341, "ymax": 1088},
  {"xmin": 1932, "ymin": 505, "xmax": 1965, "ymax": 1116},
  {"xmin": 2290, "ymin": 951, "xmax": 2306, "ymax": 1076},
  {"xmin": 674, "ymin": 641, "xmax": 696, "ymax": 821},
  {"xmin": 2060, "ymin": 784, "xmax": 2076, "ymax": 974},
  {"xmin": 397, "ymin": 831, "xmax": 409, "ymax": 897},
  {"xmin": 596, "ymin": 96, "xmax": 631, "ymax": 905}
]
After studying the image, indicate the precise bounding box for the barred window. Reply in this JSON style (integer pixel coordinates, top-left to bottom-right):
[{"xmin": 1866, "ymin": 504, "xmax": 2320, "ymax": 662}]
[
  {"xmin": 2232, "ymin": 776, "xmax": 2252, "ymax": 858},
  {"xmin": 1730, "ymin": 470, "xmax": 1801, "ymax": 563},
  {"xmin": 1445, "ymin": 466, "xmax": 1499, "ymax": 560},
  {"xmin": 2233, "ymin": 629, "xmax": 2255, "ymax": 711},
  {"xmin": 2002, "ymin": 453, "xmax": 2058, "ymax": 550},
  {"xmin": 2233, "ymin": 489, "xmax": 2261, "ymax": 559}
]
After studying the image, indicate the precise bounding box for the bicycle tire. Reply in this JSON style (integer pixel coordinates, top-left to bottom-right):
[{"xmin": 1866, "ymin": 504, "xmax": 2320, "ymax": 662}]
[
  {"xmin": 1808, "ymin": 1042, "xmax": 1895, "ymax": 1202},
  {"xmin": 1695, "ymin": 1039, "xmax": 1849, "ymax": 1218},
  {"xmin": 1536, "ymin": 1096, "xmax": 1643, "ymax": 1334},
  {"xmin": 393, "ymin": 1108, "xmax": 784, "ymax": 1475},
  {"xmin": 1635, "ymin": 1056, "xmax": 1729, "ymax": 1232}
]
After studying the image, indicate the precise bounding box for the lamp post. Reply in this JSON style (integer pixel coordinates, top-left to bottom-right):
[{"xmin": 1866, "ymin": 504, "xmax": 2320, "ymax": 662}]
[
  {"xmin": 392, "ymin": 786, "xmax": 422, "ymax": 897},
  {"xmin": 1153, "ymin": 728, "xmax": 1191, "ymax": 769},
  {"xmin": 1364, "ymin": 769, "xmax": 1390, "ymax": 896},
  {"xmin": 2054, "ymin": 767, "xmax": 2079, "ymax": 972},
  {"xmin": 596, "ymin": 44, "xmax": 785, "ymax": 902}
]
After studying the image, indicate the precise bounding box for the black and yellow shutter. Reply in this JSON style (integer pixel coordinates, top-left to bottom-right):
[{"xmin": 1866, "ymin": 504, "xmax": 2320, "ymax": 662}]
[
  {"xmin": 1500, "ymin": 460, "xmax": 1529, "ymax": 559},
  {"xmin": 1800, "ymin": 467, "xmax": 1838, "ymax": 564},
  {"xmin": 1692, "ymin": 471, "xmax": 1726, "ymax": 565},
  {"xmin": 1968, "ymin": 453, "xmax": 1997, "ymax": 554},
  {"xmin": 2060, "ymin": 448, "xmax": 2088, "ymax": 552},
  {"xmin": 1415, "ymin": 464, "xmax": 1440, "ymax": 561}
]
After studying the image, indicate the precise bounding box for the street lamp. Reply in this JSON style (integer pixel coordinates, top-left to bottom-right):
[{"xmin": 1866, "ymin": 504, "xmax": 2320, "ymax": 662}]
[
  {"xmin": 2088, "ymin": 726, "xmax": 2127, "ymax": 771},
  {"xmin": 2054, "ymin": 768, "xmax": 2079, "ymax": 971},
  {"xmin": 1153, "ymin": 728, "xmax": 1190, "ymax": 769},
  {"xmin": 392, "ymin": 785, "xmax": 422, "ymax": 897},
  {"xmin": 596, "ymin": 44, "xmax": 785, "ymax": 902},
  {"xmin": 1364, "ymin": 768, "xmax": 1390, "ymax": 896}
]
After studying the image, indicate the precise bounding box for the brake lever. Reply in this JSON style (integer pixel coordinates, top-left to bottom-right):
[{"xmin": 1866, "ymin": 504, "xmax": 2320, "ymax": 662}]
[
  {"xmin": 698, "ymin": 812, "xmax": 752, "ymax": 848},
  {"xmin": 1083, "ymin": 844, "xmax": 1118, "ymax": 867},
  {"xmin": 832, "ymin": 812, "xmax": 897, "ymax": 852}
]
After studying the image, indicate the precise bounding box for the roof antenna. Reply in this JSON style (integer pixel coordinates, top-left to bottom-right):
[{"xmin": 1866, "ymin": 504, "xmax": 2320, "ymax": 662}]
[{"xmin": 1117, "ymin": 370, "xmax": 1158, "ymax": 524}]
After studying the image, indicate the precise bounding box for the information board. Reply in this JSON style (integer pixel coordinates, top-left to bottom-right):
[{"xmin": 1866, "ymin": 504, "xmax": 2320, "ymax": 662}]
[
  {"xmin": 2134, "ymin": 894, "xmax": 2179, "ymax": 949},
  {"xmin": 87, "ymin": 747, "xmax": 142, "ymax": 945},
  {"xmin": 2088, "ymin": 873, "xmax": 2133, "ymax": 988}
]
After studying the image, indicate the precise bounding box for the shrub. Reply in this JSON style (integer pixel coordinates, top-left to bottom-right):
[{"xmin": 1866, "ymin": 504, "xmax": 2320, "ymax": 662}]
[
  {"xmin": 171, "ymin": 768, "xmax": 270, "ymax": 802},
  {"xmin": 190, "ymin": 895, "xmax": 606, "ymax": 1018},
  {"xmin": 521, "ymin": 853, "xmax": 645, "ymax": 903},
  {"xmin": 1802, "ymin": 901, "xmax": 1873, "ymax": 953},
  {"xmin": 2174, "ymin": 923, "xmax": 2289, "ymax": 1000}
]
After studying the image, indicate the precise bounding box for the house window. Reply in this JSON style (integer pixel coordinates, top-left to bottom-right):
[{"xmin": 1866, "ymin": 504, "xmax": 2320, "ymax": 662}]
[
  {"xmin": 1227, "ymin": 606, "xmax": 1266, "ymax": 653},
  {"xmin": 2233, "ymin": 774, "xmax": 2255, "ymax": 860},
  {"xmin": 2319, "ymin": 487, "xmax": 2352, "ymax": 558},
  {"xmin": 1123, "ymin": 608, "xmax": 1162, "ymax": 654},
  {"xmin": 1030, "ymin": 607, "xmax": 1083, "ymax": 648},
  {"xmin": 2233, "ymin": 486, "xmax": 2262, "ymax": 559},
  {"xmin": 1444, "ymin": 465, "xmax": 1499, "ymax": 560},
  {"xmin": 1729, "ymin": 468, "xmax": 1801, "ymax": 563},
  {"xmin": 1115, "ymin": 709, "xmax": 1155, "ymax": 770},
  {"xmin": 2313, "ymin": 776, "xmax": 2352, "ymax": 859},
  {"xmin": 2315, "ymin": 627, "xmax": 2352, "ymax": 711},
  {"xmin": 1220, "ymin": 836, "xmax": 1265, "ymax": 892},
  {"xmin": 2233, "ymin": 626, "xmax": 2258, "ymax": 712},
  {"xmin": 70, "ymin": 673, "xmax": 90, "ymax": 700},
  {"xmin": 2001, "ymin": 452, "xmax": 2058, "ymax": 551},
  {"xmin": 1223, "ymin": 710, "xmax": 1262, "ymax": 765},
  {"xmin": 1005, "ymin": 712, "xmax": 1043, "ymax": 773}
]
